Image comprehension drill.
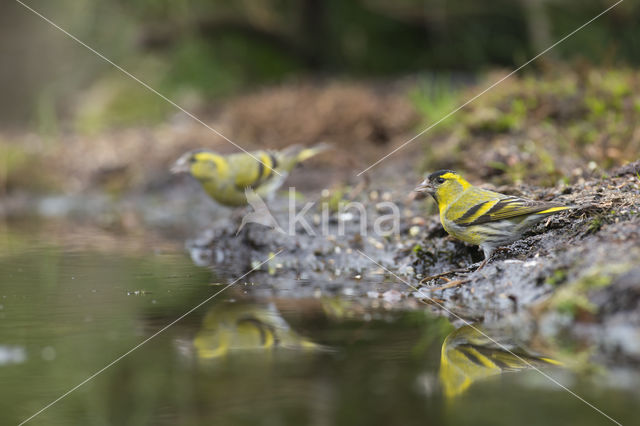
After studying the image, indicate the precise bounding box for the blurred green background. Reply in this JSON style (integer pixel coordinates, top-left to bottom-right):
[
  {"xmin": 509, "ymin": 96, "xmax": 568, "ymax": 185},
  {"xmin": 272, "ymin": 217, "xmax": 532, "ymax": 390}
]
[{"xmin": 2, "ymin": 0, "xmax": 637, "ymax": 129}]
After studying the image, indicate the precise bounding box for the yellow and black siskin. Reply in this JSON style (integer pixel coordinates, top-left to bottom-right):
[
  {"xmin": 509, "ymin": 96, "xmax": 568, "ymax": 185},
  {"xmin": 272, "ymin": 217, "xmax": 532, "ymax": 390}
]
[
  {"xmin": 414, "ymin": 170, "xmax": 571, "ymax": 268},
  {"xmin": 171, "ymin": 143, "xmax": 329, "ymax": 207}
]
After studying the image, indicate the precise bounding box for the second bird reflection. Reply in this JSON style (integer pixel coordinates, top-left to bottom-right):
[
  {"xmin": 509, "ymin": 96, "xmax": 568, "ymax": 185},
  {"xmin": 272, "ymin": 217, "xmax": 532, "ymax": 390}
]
[{"xmin": 194, "ymin": 301, "xmax": 322, "ymax": 359}]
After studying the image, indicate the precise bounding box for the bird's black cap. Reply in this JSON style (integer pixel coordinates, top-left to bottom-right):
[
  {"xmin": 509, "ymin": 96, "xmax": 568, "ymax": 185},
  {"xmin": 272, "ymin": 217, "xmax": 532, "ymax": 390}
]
[{"xmin": 428, "ymin": 170, "xmax": 456, "ymax": 181}]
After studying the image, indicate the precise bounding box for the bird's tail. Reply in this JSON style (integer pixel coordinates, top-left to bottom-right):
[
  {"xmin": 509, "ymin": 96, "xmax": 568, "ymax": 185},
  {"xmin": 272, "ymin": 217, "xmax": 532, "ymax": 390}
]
[
  {"xmin": 283, "ymin": 142, "xmax": 331, "ymax": 163},
  {"xmin": 275, "ymin": 143, "xmax": 330, "ymax": 172},
  {"xmin": 537, "ymin": 205, "xmax": 573, "ymax": 215}
]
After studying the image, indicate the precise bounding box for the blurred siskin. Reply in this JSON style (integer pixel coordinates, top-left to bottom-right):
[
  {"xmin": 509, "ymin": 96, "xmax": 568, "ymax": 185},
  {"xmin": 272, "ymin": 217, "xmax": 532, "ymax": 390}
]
[
  {"xmin": 171, "ymin": 143, "xmax": 329, "ymax": 207},
  {"xmin": 414, "ymin": 170, "xmax": 571, "ymax": 268}
]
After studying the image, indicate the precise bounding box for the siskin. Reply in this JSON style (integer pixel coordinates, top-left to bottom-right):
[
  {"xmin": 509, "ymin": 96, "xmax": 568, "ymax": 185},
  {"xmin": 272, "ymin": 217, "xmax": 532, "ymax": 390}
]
[
  {"xmin": 414, "ymin": 170, "xmax": 571, "ymax": 268},
  {"xmin": 171, "ymin": 143, "xmax": 329, "ymax": 207}
]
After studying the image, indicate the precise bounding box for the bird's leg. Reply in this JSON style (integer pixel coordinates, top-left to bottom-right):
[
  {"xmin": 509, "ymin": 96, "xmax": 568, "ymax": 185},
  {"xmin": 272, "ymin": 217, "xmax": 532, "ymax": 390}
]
[
  {"xmin": 231, "ymin": 206, "xmax": 249, "ymax": 224},
  {"xmin": 475, "ymin": 257, "xmax": 489, "ymax": 271},
  {"xmin": 420, "ymin": 247, "xmax": 499, "ymax": 284},
  {"xmin": 476, "ymin": 247, "xmax": 511, "ymax": 270},
  {"xmin": 232, "ymin": 206, "xmax": 252, "ymax": 237},
  {"xmin": 475, "ymin": 246, "xmax": 499, "ymax": 270}
]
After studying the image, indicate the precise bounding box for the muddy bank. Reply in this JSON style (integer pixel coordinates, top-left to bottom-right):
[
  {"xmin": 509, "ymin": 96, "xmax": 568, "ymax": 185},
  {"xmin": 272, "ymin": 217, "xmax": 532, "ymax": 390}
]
[{"xmin": 187, "ymin": 161, "xmax": 640, "ymax": 363}]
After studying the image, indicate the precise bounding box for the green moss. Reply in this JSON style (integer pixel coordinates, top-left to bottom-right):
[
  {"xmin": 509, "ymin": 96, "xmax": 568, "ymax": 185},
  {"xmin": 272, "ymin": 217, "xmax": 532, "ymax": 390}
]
[
  {"xmin": 416, "ymin": 69, "xmax": 640, "ymax": 182},
  {"xmin": 587, "ymin": 217, "xmax": 603, "ymax": 233},
  {"xmin": 546, "ymin": 269, "xmax": 567, "ymax": 286},
  {"xmin": 74, "ymin": 74, "xmax": 173, "ymax": 135},
  {"xmin": 466, "ymin": 106, "xmax": 523, "ymax": 133},
  {"xmin": 409, "ymin": 76, "xmax": 460, "ymax": 132},
  {"xmin": 325, "ymin": 187, "xmax": 349, "ymax": 214},
  {"xmin": 549, "ymin": 264, "xmax": 631, "ymax": 318},
  {"xmin": 0, "ymin": 141, "xmax": 61, "ymax": 194},
  {"xmin": 0, "ymin": 144, "xmax": 29, "ymax": 193},
  {"xmin": 585, "ymin": 96, "xmax": 606, "ymax": 118},
  {"xmin": 600, "ymin": 70, "xmax": 632, "ymax": 98},
  {"xmin": 554, "ymin": 294, "xmax": 596, "ymax": 317}
]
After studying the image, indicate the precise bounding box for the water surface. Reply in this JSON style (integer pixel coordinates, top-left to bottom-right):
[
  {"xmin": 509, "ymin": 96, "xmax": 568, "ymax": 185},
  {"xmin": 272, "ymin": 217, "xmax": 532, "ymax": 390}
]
[{"xmin": 0, "ymin": 224, "xmax": 637, "ymax": 425}]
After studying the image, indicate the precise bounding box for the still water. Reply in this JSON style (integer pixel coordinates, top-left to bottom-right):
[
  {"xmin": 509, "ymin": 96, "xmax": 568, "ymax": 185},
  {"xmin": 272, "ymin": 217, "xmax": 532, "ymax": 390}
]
[{"xmin": 0, "ymin": 224, "xmax": 637, "ymax": 425}]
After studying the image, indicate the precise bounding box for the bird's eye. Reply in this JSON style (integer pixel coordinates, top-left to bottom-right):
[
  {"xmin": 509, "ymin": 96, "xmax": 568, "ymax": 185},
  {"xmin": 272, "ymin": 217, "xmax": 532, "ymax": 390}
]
[
  {"xmin": 189, "ymin": 157, "xmax": 197, "ymax": 163},
  {"xmin": 436, "ymin": 177, "xmax": 445, "ymax": 184}
]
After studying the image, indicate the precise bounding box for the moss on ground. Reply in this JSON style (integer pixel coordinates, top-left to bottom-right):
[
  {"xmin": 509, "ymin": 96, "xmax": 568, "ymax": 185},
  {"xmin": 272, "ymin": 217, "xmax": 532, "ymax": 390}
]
[{"xmin": 413, "ymin": 68, "xmax": 640, "ymax": 186}]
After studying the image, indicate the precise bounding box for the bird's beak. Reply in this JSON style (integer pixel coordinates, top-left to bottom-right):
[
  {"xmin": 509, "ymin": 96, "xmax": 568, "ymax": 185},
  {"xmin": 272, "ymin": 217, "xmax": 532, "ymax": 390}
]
[
  {"xmin": 413, "ymin": 179, "xmax": 433, "ymax": 194},
  {"xmin": 170, "ymin": 154, "xmax": 191, "ymax": 174}
]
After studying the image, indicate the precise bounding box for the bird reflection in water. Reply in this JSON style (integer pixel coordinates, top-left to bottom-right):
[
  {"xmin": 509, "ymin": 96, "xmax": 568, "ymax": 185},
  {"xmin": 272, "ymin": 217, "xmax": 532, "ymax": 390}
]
[
  {"xmin": 194, "ymin": 301, "xmax": 321, "ymax": 359},
  {"xmin": 439, "ymin": 324, "xmax": 561, "ymax": 398}
]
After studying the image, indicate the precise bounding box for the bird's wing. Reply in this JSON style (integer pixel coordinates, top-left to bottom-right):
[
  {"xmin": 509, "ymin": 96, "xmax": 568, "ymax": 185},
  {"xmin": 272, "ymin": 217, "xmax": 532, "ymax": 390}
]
[
  {"xmin": 452, "ymin": 187, "xmax": 568, "ymax": 226},
  {"xmin": 231, "ymin": 151, "xmax": 278, "ymax": 190}
]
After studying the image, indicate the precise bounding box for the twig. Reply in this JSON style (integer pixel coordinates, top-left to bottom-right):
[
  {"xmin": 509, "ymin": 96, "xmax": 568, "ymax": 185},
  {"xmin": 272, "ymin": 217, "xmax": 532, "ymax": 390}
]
[
  {"xmin": 425, "ymin": 279, "xmax": 470, "ymax": 292},
  {"xmin": 419, "ymin": 266, "xmax": 475, "ymax": 283}
]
